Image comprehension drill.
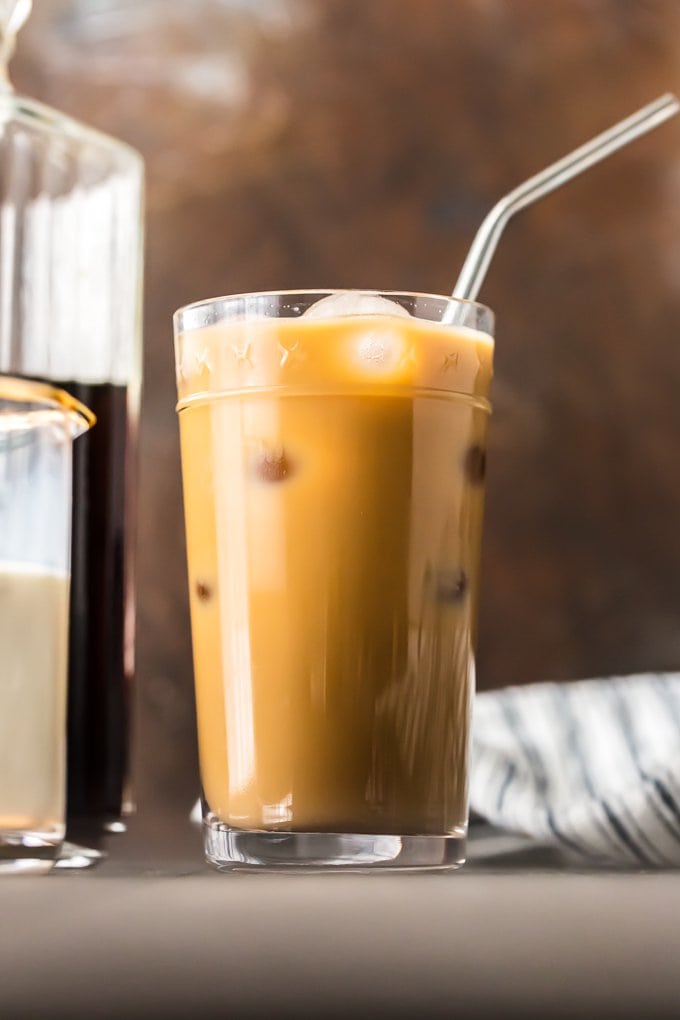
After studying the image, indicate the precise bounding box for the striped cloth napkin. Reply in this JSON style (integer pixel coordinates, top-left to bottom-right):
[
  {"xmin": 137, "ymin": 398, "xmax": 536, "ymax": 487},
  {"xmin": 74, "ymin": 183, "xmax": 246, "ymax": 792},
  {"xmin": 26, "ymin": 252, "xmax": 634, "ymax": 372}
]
[{"xmin": 470, "ymin": 673, "xmax": 680, "ymax": 866}]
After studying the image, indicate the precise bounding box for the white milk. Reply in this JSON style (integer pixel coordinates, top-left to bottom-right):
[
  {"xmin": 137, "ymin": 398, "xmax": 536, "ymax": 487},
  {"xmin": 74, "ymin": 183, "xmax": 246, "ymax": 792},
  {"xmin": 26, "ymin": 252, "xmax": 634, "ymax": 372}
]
[{"xmin": 0, "ymin": 565, "xmax": 69, "ymax": 834}]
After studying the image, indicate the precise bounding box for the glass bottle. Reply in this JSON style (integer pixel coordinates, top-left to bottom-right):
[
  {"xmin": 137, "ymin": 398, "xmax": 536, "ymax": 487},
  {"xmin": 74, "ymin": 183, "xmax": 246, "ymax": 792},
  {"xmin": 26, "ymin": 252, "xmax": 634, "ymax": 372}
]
[{"xmin": 0, "ymin": 0, "xmax": 144, "ymax": 833}]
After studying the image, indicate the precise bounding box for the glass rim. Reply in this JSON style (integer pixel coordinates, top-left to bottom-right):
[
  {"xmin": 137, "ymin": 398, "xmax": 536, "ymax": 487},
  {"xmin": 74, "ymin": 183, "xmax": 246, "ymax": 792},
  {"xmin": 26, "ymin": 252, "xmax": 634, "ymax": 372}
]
[
  {"xmin": 173, "ymin": 288, "xmax": 494, "ymax": 332},
  {"xmin": 0, "ymin": 375, "xmax": 96, "ymax": 431}
]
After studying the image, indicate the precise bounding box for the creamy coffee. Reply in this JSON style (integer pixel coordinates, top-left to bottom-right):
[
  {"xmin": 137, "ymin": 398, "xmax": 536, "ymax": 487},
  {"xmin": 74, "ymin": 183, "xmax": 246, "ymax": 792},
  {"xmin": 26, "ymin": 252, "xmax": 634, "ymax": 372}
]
[{"xmin": 177, "ymin": 303, "xmax": 493, "ymax": 836}]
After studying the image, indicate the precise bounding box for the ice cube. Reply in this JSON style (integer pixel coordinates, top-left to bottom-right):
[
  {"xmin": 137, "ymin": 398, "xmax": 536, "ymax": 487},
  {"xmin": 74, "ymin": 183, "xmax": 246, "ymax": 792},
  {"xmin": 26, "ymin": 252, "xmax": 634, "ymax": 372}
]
[
  {"xmin": 304, "ymin": 294, "xmax": 413, "ymax": 377},
  {"xmin": 302, "ymin": 292, "xmax": 411, "ymax": 320},
  {"xmin": 353, "ymin": 329, "xmax": 407, "ymax": 375}
]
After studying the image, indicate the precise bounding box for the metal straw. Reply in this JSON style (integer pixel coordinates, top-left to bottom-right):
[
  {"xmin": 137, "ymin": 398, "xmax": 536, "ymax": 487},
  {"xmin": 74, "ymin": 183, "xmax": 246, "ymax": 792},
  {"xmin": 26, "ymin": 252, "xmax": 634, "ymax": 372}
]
[{"xmin": 451, "ymin": 93, "xmax": 680, "ymax": 306}]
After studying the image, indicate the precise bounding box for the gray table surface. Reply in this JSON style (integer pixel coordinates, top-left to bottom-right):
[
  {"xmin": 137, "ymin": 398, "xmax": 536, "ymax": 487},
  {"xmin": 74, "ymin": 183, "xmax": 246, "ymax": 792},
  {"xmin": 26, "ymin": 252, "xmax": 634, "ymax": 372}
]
[{"xmin": 1, "ymin": 816, "xmax": 678, "ymax": 1019}]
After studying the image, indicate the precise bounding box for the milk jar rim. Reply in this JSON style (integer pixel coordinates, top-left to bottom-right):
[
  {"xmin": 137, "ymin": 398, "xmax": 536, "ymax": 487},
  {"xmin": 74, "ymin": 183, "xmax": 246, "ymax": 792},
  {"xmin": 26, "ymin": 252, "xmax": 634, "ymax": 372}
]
[
  {"xmin": 173, "ymin": 288, "xmax": 495, "ymax": 337},
  {"xmin": 0, "ymin": 375, "xmax": 96, "ymax": 438}
]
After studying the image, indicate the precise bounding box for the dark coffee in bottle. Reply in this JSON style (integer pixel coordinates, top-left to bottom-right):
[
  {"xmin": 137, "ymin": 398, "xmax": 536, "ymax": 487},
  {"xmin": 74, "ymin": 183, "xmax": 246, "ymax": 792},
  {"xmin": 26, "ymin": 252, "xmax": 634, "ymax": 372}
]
[{"xmin": 57, "ymin": 381, "xmax": 136, "ymax": 828}]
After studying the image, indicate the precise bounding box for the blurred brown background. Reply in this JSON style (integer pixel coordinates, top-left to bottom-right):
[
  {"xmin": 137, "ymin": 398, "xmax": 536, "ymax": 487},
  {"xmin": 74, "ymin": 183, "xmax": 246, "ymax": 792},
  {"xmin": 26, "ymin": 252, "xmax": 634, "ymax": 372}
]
[{"xmin": 12, "ymin": 0, "xmax": 680, "ymax": 815}]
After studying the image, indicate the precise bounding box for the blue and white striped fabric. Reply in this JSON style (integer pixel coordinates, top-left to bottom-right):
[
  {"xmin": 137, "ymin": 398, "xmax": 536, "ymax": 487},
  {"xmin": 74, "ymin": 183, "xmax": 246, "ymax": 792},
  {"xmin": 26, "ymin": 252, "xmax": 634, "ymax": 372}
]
[{"xmin": 470, "ymin": 673, "xmax": 680, "ymax": 866}]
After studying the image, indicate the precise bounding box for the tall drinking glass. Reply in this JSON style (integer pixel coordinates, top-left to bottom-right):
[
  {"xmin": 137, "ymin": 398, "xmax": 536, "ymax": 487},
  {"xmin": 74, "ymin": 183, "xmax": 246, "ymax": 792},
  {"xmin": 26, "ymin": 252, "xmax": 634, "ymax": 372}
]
[
  {"xmin": 0, "ymin": 377, "xmax": 93, "ymax": 873},
  {"xmin": 174, "ymin": 290, "xmax": 494, "ymax": 870}
]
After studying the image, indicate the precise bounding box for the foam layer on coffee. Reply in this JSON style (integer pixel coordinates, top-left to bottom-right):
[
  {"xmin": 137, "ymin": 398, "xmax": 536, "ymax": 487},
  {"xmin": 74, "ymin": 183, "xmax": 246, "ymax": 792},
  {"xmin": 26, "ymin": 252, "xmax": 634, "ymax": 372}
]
[{"xmin": 176, "ymin": 311, "xmax": 493, "ymax": 403}]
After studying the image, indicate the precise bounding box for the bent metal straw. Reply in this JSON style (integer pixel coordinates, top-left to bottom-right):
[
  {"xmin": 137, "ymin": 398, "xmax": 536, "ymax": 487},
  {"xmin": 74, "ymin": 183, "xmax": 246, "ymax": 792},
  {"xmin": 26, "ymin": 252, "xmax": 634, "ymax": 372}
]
[{"xmin": 449, "ymin": 93, "xmax": 679, "ymax": 309}]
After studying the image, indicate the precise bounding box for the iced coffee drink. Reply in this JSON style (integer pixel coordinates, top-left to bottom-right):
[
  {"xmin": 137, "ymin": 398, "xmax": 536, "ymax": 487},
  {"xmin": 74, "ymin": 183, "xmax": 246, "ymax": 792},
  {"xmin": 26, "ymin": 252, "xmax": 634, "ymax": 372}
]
[{"xmin": 175, "ymin": 291, "xmax": 494, "ymax": 869}]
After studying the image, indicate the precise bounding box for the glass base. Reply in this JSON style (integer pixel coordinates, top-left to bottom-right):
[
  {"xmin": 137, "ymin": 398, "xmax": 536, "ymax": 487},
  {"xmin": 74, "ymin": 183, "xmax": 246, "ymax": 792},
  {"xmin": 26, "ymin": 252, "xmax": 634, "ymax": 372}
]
[
  {"xmin": 204, "ymin": 818, "xmax": 466, "ymax": 871},
  {"xmin": 0, "ymin": 830, "xmax": 62, "ymax": 875},
  {"xmin": 58, "ymin": 819, "xmax": 115, "ymax": 870},
  {"xmin": 53, "ymin": 841, "xmax": 105, "ymax": 871}
]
